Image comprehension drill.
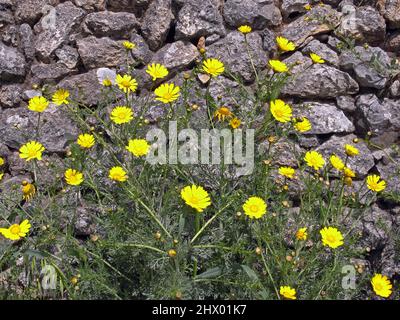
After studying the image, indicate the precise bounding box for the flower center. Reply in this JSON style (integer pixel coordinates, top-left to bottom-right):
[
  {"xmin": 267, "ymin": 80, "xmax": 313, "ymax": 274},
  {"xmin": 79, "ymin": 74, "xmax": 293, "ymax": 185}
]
[
  {"xmin": 327, "ymin": 235, "xmax": 336, "ymax": 243},
  {"xmin": 250, "ymin": 205, "xmax": 259, "ymax": 213},
  {"xmin": 10, "ymin": 224, "xmax": 21, "ymax": 235},
  {"xmin": 190, "ymin": 195, "xmax": 199, "ymax": 205},
  {"xmin": 374, "ymin": 283, "xmax": 383, "ymax": 291},
  {"xmin": 121, "ymin": 80, "xmax": 131, "ymax": 88}
]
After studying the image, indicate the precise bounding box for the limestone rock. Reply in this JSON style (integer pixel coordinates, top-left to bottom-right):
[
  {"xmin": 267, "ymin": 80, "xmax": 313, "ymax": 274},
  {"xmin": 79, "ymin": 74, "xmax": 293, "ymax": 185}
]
[{"xmin": 0, "ymin": 42, "xmax": 27, "ymax": 82}]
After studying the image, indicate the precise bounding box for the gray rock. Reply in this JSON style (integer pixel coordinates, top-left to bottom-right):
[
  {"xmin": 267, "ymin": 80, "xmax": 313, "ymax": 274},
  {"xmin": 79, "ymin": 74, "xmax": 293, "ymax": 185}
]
[
  {"xmin": 281, "ymin": 0, "xmax": 309, "ymax": 19},
  {"xmin": 34, "ymin": 1, "xmax": 85, "ymax": 62},
  {"xmin": 294, "ymin": 101, "xmax": 355, "ymax": 134},
  {"xmin": 389, "ymin": 80, "xmax": 400, "ymax": 97},
  {"xmin": 0, "ymin": 105, "xmax": 78, "ymax": 153},
  {"xmin": 73, "ymin": 0, "xmax": 106, "ymax": 11},
  {"xmin": 19, "ymin": 24, "xmax": 35, "ymax": 62},
  {"xmin": 74, "ymin": 207, "xmax": 96, "ymax": 236},
  {"xmin": 175, "ymin": 0, "xmax": 225, "ymax": 42},
  {"xmin": 282, "ymin": 64, "xmax": 359, "ymax": 98},
  {"xmin": 141, "ymin": 0, "xmax": 174, "ymax": 51},
  {"xmin": 302, "ymin": 39, "xmax": 339, "ymax": 66},
  {"xmin": 316, "ymin": 134, "xmax": 375, "ymax": 178},
  {"xmin": 15, "ymin": 0, "xmax": 59, "ymax": 25},
  {"xmin": 339, "ymin": 46, "xmax": 391, "ymax": 89},
  {"xmin": 106, "ymin": 0, "xmax": 151, "ymax": 17},
  {"xmin": 0, "ymin": 42, "xmax": 27, "ymax": 82},
  {"xmin": 260, "ymin": 28, "xmax": 277, "ymax": 54},
  {"xmin": 281, "ymin": 5, "xmax": 341, "ymax": 46},
  {"xmin": 386, "ymin": 31, "xmax": 400, "ymax": 52},
  {"xmin": 336, "ymin": 5, "xmax": 386, "ymax": 46},
  {"xmin": 77, "ymin": 36, "xmax": 130, "ymax": 70},
  {"xmin": 84, "ymin": 11, "xmax": 139, "ymax": 38},
  {"xmin": 361, "ymin": 205, "xmax": 393, "ymax": 251},
  {"xmin": 377, "ymin": 157, "xmax": 400, "ymax": 195},
  {"xmin": 356, "ymin": 94, "xmax": 400, "ymax": 146},
  {"xmin": 130, "ymin": 33, "xmax": 153, "ymax": 66},
  {"xmin": 0, "ymin": 84, "xmax": 23, "ymax": 108},
  {"xmin": 55, "ymin": 45, "xmax": 80, "ymax": 69},
  {"xmin": 57, "ymin": 69, "xmax": 107, "ymax": 106},
  {"xmin": 223, "ymin": 0, "xmax": 282, "ymax": 29},
  {"xmin": 336, "ymin": 95, "xmax": 356, "ymax": 112},
  {"xmin": 31, "ymin": 63, "xmax": 76, "ymax": 84},
  {"xmin": 152, "ymin": 41, "xmax": 199, "ymax": 76},
  {"xmin": 377, "ymin": 0, "xmax": 400, "ymax": 29},
  {"xmin": 282, "ymin": 51, "xmax": 312, "ymax": 74},
  {"xmin": 207, "ymin": 31, "xmax": 268, "ymax": 83},
  {"xmin": 259, "ymin": 138, "xmax": 303, "ymax": 168}
]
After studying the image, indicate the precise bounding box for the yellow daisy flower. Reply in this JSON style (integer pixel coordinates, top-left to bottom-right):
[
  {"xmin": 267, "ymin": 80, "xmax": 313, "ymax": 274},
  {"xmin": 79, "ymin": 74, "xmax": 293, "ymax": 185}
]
[
  {"xmin": 0, "ymin": 219, "xmax": 31, "ymax": 241},
  {"xmin": 21, "ymin": 181, "xmax": 36, "ymax": 201},
  {"xmin": 343, "ymin": 167, "xmax": 356, "ymax": 178},
  {"xmin": 304, "ymin": 4, "xmax": 312, "ymax": 10},
  {"xmin": 146, "ymin": 63, "xmax": 169, "ymax": 81},
  {"xmin": 181, "ymin": 185, "xmax": 211, "ymax": 213},
  {"xmin": 19, "ymin": 141, "xmax": 45, "ymax": 161},
  {"xmin": 371, "ymin": 274, "xmax": 392, "ymax": 298},
  {"xmin": 28, "ymin": 96, "xmax": 49, "ymax": 113},
  {"xmin": 154, "ymin": 83, "xmax": 180, "ymax": 103},
  {"xmin": 202, "ymin": 58, "xmax": 225, "ymax": 77},
  {"xmin": 270, "ymin": 99, "xmax": 292, "ymax": 123},
  {"xmin": 276, "ymin": 36, "xmax": 296, "ymax": 52},
  {"xmin": 296, "ymin": 227, "xmax": 308, "ymax": 241},
  {"xmin": 330, "ymin": 154, "xmax": 344, "ymax": 171},
  {"xmin": 110, "ymin": 106, "xmax": 134, "ymax": 125},
  {"xmin": 109, "ymin": 166, "xmax": 128, "ymax": 182},
  {"xmin": 344, "ymin": 144, "xmax": 359, "ymax": 157},
  {"xmin": 279, "ymin": 166, "xmax": 295, "ymax": 179},
  {"xmin": 0, "ymin": 172, "xmax": 4, "ymax": 181},
  {"xmin": 65, "ymin": 169, "xmax": 84, "ymax": 186},
  {"xmin": 52, "ymin": 89, "xmax": 70, "ymax": 106},
  {"xmin": 116, "ymin": 74, "xmax": 138, "ymax": 93},
  {"xmin": 126, "ymin": 139, "xmax": 150, "ymax": 157},
  {"xmin": 310, "ymin": 53, "xmax": 325, "ymax": 64},
  {"xmin": 0, "ymin": 156, "xmax": 4, "ymax": 166},
  {"xmin": 238, "ymin": 25, "xmax": 252, "ymax": 34},
  {"xmin": 230, "ymin": 117, "xmax": 241, "ymax": 129},
  {"xmin": 123, "ymin": 41, "xmax": 135, "ymax": 50},
  {"xmin": 214, "ymin": 106, "xmax": 233, "ymax": 121},
  {"xmin": 268, "ymin": 60, "xmax": 289, "ymax": 73},
  {"xmin": 243, "ymin": 196, "xmax": 267, "ymax": 219},
  {"xmin": 280, "ymin": 286, "xmax": 297, "ymax": 300},
  {"xmin": 77, "ymin": 133, "xmax": 95, "ymax": 149},
  {"xmin": 304, "ymin": 150, "xmax": 325, "ymax": 171},
  {"xmin": 320, "ymin": 227, "xmax": 344, "ymax": 249},
  {"xmin": 294, "ymin": 117, "xmax": 312, "ymax": 132},
  {"xmin": 366, "ymin": 175, "xmax": 386, "ymax": 192}
]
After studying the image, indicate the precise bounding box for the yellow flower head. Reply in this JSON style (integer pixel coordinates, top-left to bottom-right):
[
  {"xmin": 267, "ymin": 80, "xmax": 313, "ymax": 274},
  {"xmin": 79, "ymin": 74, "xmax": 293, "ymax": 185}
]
[
  {"xmin": 109, "ymin": 166, "xmax": 128, "ymax": 182},
  {"xmin": 243, "ymin": 196, "xmax": 267, "ymax": 219},
  {"xmin": 310, "ymin": 53, "xmax": 325, "ymax": 64},
  {"xmin": 270, "ymin": 99, "xmax": 292, "ymax": 123},
  {"xmin": 230, "ymin": 117, "xmax": 241, "ymax": 129},
  {"xmin": 126, "ymin": 139, "xmax": 150, "ymax": 157},
  {"xmin": 371, "ymin": 274, "xmax": 392, "ymax": 298},
  {"xmin": 304, "ymin": 4, "xmax": 312, "ymax": 10},
  {"xmin": 110, "ymin": 106, "xmax": 134, "ymax": 125},
  {"xmin": 0, "ymin": 156, "xmax": 4, "ymax": 166},
  {"xmin": 366, "ymin": 175, "xmax": 386, "ymax": 192},
  {"xmin": 304, "ymin": 150, "xmax": 325, "ymax": 171},
  {"xmin": 154, "ymin": 83, "xmax": 180, "ymax": 104},
  {"xmin": 146, "ymin": 63, "xmax": 169, "ymax": 81},
  {"xmin": 203, "ymin": 58, "xmax": 225, "ymax": 77},
  {"xmin": 0, "ymin": 172, "xmax": 4, "ymax": 181},
  {"xmin": 269, "ymin": 60, "xmax": 289, "ymax": 73},
  {"xmin": 279, "ymin": 166, "xmax": 295, "ymax": 179},
  {"xmin": 320, "ymin": 227, "xmax": 344, "ymax": 249},
  {"xmin": 123, "ymin": 41, "xmax": 135, "ymax": 50},
  {"xmin": 214, "ymin": 106, "xmax": 233, "ymax": 121},
  {"xmin": 21, "ymin": 180, "xmax": 36, "ymax": 201},
  {"xmin": 238, "ymin": 25, "xmax": 252, "ymax": 34},
  {"xmin": 65, "ymin": 169, "xmax": 84, "ymax": 186},
  {"xmin": 0, "ymin": 219, "xmax": 31, "ymax": 241},
  {"xmin": 116, "ymin": 74, "xmax": 138, "ymax": 93},
  {"xmin": 181, "ymin": 185, "xmax": 211, "ymax": 213},
  {"xmin": 330, "ymin": 154, "xmax": 344, "ymax": 171},
  {"xmin": 19, "ymin": 141, "xmax": 45, "ymax": 161},
  {"xmin": 77, "ymin": 133, "xmax": 95, "ymax": 149},
  {"xmin": 52, "ymin": 89, "xmax": 70, "ymax": 106},
  {"xmin": 343, "ymin": 167, "xmax": 355, "ymax": 178},
  {"xmin": 28, "ymin": 96, "xmax": 49, "ymax": 113},
  {"xmin": 294, "ymin": 117, "xmax": 312, "ymax": 132},
  {"xmin": 276, "ymin": 36, "xmax": 296, "ymax": 52},
  {"xmin": 296, "ymin": 227, "xmax": 308, "ymax": 241},
  {"xmin": 344, "ymin": 144, "xmax": 359, "ymax": 157},
  {"xmin": 280, "ymin": 286, "xmax": 297, "ymax": 300},
  {"xmin": 102, "ymin": 79, "xmax": 113, "ymax": 87}
]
